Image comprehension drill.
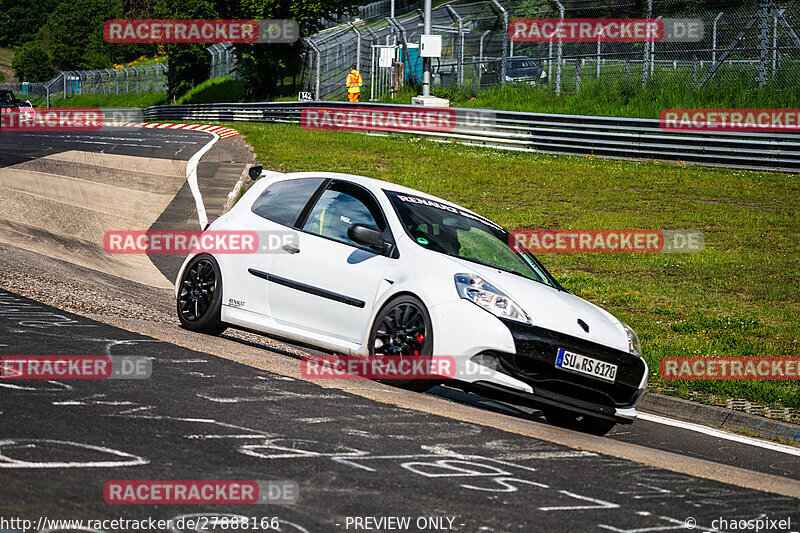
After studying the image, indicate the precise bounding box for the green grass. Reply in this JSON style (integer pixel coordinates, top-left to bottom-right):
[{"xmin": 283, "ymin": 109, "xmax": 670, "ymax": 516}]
[
  {"xmin": 0, "ymin": 46, "xmax": 15, "ymax": 83},
  {"xmin": 0, "ymin": 47, "xmax": 14, "ymax": 68},
  {"xmin": 378, "ymin": 64, "xmax": 800, "ymax": 119},
  {"xmin": 32, "ymin": 92, "xmax": 167, "ymax": 108},
  {"xmin": 227, "ymin": 121, "xmax": 800, "ymax": 412},
  {"xmin": 175, "ymin": 77, "xmax": 244, "ymax": 105}
]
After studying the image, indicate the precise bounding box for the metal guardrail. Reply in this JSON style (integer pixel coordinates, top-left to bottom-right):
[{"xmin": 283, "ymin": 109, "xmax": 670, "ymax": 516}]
[{"xmin": 143, "ymin": 102, "xmax": 800, "ymax": 174}]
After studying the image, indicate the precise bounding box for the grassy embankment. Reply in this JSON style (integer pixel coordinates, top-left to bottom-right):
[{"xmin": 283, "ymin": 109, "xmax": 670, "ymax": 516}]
[
  {"xmin": 32, "ymin": 76, "xmax": 244, "ymax": 108},
  {"xmin": 377, "ymin": 63, "xmax": 800, "ymax": 118}
]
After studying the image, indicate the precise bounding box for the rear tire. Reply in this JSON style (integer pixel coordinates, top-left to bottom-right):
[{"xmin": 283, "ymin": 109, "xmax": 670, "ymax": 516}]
[
  {"xmin": 368, "ymin": 295, "xmax": 435, "ymax": 392},
  {"xmin": 543, "ymin": 407, "xmax": 616, "ymax": 436},
  {"xmin": 177, "ymin": 254, "xmax": 227, "ymax": 336}
]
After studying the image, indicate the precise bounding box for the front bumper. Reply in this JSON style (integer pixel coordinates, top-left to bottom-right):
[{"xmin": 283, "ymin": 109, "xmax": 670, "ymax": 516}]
[{"xmin": 461, "ymin": 319, "xmax": 648, "ymax": 424}]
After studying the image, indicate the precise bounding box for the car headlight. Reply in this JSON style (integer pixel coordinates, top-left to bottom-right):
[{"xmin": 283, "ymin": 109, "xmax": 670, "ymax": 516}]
[
  {"xmin": 504, "ymin": 75, "xmax": 513, "ymax": 82},
  {"xmin": 621, "ymin": 322, "xmax": 641, "ymax": 356},
  {"xmin": 454, "ymin": 274, "xmax": 530, "ymax": 324},
  {"xmin": 539, "ymin": 71, "xmax": 547, "ymax": 78}
]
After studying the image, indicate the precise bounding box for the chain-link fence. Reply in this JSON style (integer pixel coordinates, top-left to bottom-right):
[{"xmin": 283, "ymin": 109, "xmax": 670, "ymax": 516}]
[
  {"xmin": 0, "ymin": 44, "xmax": 237, "ymax": 105},
  {"xmin": 302, "ymin": 0, "xmax": 800, "ymax": 101}
]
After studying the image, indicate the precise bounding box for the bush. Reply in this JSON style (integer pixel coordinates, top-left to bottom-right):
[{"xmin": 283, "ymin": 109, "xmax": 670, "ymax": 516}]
[{"xmin": 11, "ymin": 40, "xmax": 56, "ymax": 82}]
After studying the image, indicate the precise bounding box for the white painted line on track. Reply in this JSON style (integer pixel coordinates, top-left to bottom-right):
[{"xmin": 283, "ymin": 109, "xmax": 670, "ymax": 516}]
[
  {"xmin": 186, "ymin": 132, "xmax": 219, "ymax": 228},
  {"xmin": 638, "ymin": 412, "xmax": 800, "ymax": 457}
]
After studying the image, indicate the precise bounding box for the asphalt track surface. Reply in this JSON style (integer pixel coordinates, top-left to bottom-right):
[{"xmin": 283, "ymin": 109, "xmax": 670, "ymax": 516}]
[
  {"xmin": 0, "ymin": 128, "xmax": 798, "ymax": 532},
  {"xmin": 1, "ymin": 289, "xmax": 799, "ymax": 533},
  {"xmin": 0, "ymin": 127, "xmax": 211, "ymax": 168}
]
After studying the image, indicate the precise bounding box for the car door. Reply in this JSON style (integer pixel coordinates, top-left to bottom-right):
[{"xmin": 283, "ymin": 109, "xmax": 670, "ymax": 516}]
[
  {"xmin": 224, "ymin": 176, "xmax": 326, "ymax": 317},
  {"xmin": 266, "ymin": 180, "xmax": 395, "ymax": 345}
]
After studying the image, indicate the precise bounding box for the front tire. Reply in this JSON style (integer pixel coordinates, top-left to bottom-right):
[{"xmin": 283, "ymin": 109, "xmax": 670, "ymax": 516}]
[
  {"xmin": 543, "ymin": 407, "xmax": 616, "ymax": 436},
  {"xmin": 177, "ymin": 254, "xmax": 227, "ymax": 335},
  {"xmin": 368, "ymin": 295, "xmax": 435, "ymax": 392}
]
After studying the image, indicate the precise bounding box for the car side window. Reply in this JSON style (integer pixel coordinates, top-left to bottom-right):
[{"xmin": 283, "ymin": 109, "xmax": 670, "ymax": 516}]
[
  {"xmin": 251, "ymin": 178, "xmax": 325, "ymax": 227},
  {"xmin": 302, "ymin": 183, "xmax": 385, "ymax": 247}
]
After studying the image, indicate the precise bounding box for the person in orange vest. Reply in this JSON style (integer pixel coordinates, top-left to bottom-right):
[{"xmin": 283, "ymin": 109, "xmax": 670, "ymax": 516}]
[{"xmin": 346, "ymin": 64, "xmax": 363, "ymax": 103}]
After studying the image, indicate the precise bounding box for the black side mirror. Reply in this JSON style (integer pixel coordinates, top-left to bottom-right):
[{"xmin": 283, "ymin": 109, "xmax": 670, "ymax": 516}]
[
  {"xmin": 248, "ymin": 165, "xmax": 263, "ymax": 180},
  {"xmin": 347, "ymin": 224, "xmax": 387, "ymax": 253}
]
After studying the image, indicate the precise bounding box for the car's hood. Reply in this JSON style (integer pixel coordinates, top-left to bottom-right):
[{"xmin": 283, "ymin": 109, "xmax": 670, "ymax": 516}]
[
  {"xmin": 445, "ymin": 257, "xmax": 629, "ymax": 351},
  {"xmin": 508, "ymin": 68, "xmax": 541, "ymax": 77}
]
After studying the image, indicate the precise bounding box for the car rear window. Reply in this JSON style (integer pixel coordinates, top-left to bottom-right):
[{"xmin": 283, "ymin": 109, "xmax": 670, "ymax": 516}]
[{"xmin": 251, "ymin": 177, "xmax": 325, "ymax": 227}]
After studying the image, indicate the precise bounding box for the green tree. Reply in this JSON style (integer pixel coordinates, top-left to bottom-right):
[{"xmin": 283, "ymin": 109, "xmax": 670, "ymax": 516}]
[
  {"xmin": 155, "ymin": 0, "xmax": 217, "ymax": 100},
  {"xmin": 233, "ymin": 0, "xmax": 368, "ymax": 100},
  {"xmin": 40, "ymin": 0, "xmax": 124, "ymax": 70},
  {"xmin": 0, "ymin": 0, "xmax": 61, "ymax": 47},
  {"xmin": 11, "ymin": 39, "xmax": 57, "ymax": 82}
]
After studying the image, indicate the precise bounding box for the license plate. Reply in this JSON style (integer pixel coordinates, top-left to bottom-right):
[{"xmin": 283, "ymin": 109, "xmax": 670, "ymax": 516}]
[{"xmin": 555, "ymin": 348, "xmax": 618, "ymax": 383}]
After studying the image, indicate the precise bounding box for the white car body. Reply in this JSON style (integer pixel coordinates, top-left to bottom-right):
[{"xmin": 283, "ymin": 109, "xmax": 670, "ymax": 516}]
[{"xmin": 176, "ymin": 171, "xmax": 648, "ymax": 426}]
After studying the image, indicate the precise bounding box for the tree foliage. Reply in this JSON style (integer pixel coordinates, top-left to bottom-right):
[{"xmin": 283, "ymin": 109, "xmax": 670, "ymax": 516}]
[
  {"xmin": 1, "ymin": 0, "xmax": 369, "ymax": 98},
  {"xmin": 40, "ymin": 0, "xmax": 124, "ymax": 70},
  {"xmin": 11, "ymin": 39, "xmax": 57, "ymax": 82},
  {"xmin": 0, "ymin": 0, "xmax": 61, "ymax": 46},
  {"xmin": 155, "ymin": 0, "xmax": 217, "ymax": 100},
  {"xmin": 233, "ymin": 0, "xmax": 367, "ymax": 100}
]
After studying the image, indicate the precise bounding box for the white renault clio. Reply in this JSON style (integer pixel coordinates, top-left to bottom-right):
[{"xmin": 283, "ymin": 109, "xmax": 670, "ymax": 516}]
[{"xmin": 176, "ymin": 169, "xmax": 648, "ymax": 435}]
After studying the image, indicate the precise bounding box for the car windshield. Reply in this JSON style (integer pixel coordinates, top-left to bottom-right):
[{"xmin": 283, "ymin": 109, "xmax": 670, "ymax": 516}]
[
  {"xmin": 386, "ymin": 191, "xmax": 558, "ymax": 288},
  {"xmin": 0, "ymin": 91, "xmax": 14, "ymax": 104},
  {"xmin": 510, "ymin": 60, "xmax": 537, "ymax": 69}
]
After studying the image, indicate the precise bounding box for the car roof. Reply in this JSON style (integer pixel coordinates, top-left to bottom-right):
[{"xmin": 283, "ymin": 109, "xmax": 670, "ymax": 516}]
[{"xmin": 274, "ymin": 171, "xmax": 493, "ymax": 225}]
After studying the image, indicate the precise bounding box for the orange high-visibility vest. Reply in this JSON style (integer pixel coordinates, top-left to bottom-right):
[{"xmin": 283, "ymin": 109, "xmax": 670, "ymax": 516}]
[{"xmin": 346, "ymin": 69, "xmax": 363, "ymax": 93}]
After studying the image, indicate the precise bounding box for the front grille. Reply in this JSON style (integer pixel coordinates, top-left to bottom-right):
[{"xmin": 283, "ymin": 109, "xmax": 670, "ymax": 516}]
[{"xmin": 496, "ymin": 320, "xmax": 647, "ymax": 407}]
